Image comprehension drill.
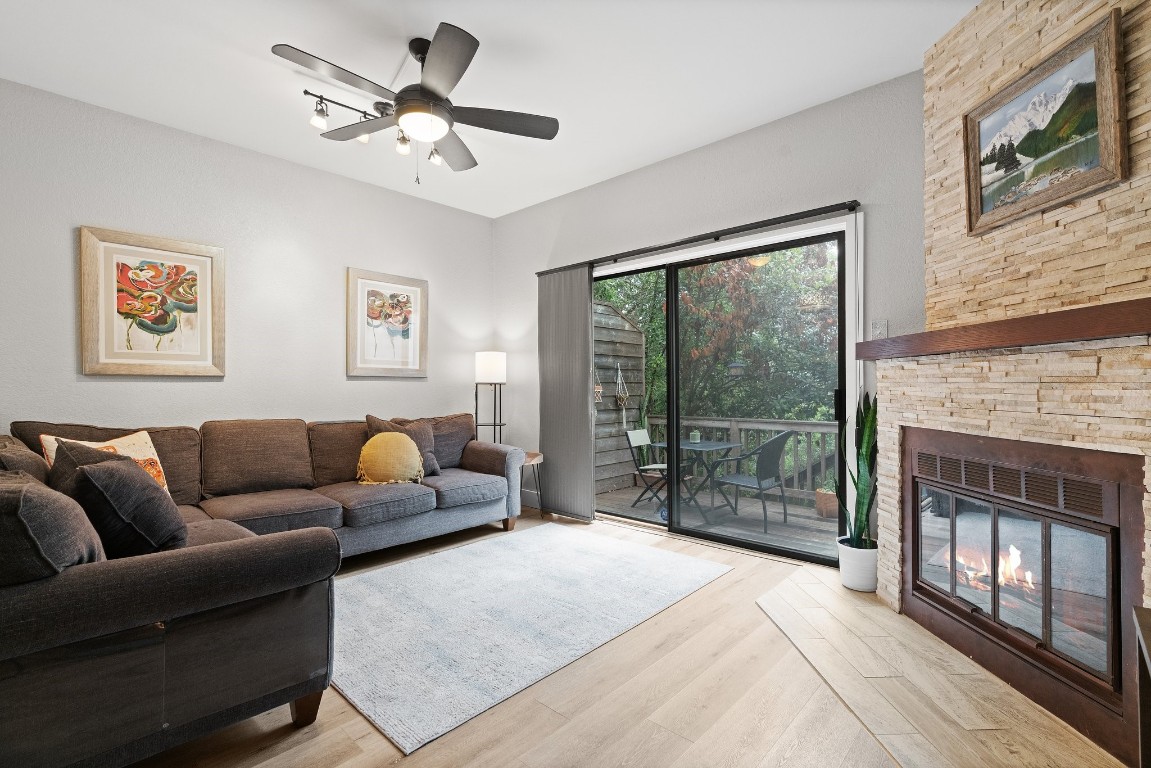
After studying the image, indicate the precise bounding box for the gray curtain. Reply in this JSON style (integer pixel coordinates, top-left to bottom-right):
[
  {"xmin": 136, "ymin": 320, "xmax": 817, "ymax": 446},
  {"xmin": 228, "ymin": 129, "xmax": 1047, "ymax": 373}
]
[{"xmin": 537, "ymin": 265, "xmax": 595, "ymax": 521}]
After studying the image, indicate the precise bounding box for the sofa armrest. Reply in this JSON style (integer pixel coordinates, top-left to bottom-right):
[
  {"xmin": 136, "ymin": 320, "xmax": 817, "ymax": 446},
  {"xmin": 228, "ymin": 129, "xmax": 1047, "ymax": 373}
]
[
  {"xmin": 460, "ymin": 441, "xmax": 526, "ymax": 518},
  {"xmin": 0, "ymin": 527, "xmax": 340, "ymax": 662}
]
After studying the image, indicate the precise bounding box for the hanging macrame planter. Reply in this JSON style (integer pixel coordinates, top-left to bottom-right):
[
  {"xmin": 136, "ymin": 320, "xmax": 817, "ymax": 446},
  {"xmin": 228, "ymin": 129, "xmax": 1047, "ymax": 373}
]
[
  {"xmin": 594, "ymin": 367, "xmax": 603, "ymax": 403},
  {"xmin": 615, "ymin": 363, "xmax": 630, "ymax": 408}
]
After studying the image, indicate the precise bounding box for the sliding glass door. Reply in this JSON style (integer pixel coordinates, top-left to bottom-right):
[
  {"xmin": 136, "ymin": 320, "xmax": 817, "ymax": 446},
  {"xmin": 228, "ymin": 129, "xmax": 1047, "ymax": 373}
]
[
  {"xmin": 591, "ymin": 231, "xmax": 846, "ymax": 565},
  {"xmin": 668, "ymin": 233, "xmax": 845, "ymax": 564}
]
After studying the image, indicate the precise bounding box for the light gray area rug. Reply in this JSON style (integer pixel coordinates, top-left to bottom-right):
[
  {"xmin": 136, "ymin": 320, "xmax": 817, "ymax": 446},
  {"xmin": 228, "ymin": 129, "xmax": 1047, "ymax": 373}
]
[{"xmin": 332, "ymin": 522, "xmax": 732, "ymax": 754}]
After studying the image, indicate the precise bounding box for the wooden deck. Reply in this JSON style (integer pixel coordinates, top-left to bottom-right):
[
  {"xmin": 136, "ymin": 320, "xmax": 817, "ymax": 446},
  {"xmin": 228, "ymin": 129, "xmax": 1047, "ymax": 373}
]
[{"xmin": 595, "ymin": 485, "xmax": 840, "ymax": 560}]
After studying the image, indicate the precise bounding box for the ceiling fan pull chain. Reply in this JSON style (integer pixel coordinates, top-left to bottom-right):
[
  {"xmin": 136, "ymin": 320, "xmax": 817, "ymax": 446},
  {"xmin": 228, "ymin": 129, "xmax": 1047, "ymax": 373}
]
[{"xmin": 415, "ymin": 144, "xmax": 421, "ymax": 185}]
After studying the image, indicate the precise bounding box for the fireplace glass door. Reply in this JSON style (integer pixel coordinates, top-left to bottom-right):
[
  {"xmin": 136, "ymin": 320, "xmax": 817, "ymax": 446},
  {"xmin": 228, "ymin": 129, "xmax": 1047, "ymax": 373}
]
[{"xmin": 917, "ymin": 483, "xmax": 1112, "ymax": 679}]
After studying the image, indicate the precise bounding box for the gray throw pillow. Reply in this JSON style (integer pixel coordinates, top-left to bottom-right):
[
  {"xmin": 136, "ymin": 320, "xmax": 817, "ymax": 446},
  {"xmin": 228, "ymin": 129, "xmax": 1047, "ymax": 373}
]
[
  {"xmin": 74, "ymin": 460, "xmax": 187, "ymax": 558},
  {"xmin": 367, "ymin": 415, "xmax": 440, "ymax": 477},
  {"xmin": 0, "ymin": 470, "xmax": 105, "ymax": 586},
  {"xmin": 48, "ymin": 439, "xmax": 134, "ymax": 499},
  {"xmin": 392, "ymin": 413, "xmax": 476, "ymax": 469},
  {"xmin": 0, "ymin": 446, "xmax": 50, "ymax": 485}
]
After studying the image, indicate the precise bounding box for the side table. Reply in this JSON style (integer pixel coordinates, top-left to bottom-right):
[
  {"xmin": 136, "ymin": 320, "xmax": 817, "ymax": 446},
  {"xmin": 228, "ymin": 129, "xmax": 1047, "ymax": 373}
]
[{"xmin": 523, "ymin": 451, "xmax": 544, "ymax": 511}]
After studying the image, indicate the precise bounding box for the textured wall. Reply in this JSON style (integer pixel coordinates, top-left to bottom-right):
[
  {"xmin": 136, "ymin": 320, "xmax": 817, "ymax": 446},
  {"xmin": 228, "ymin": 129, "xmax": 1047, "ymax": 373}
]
[
  {"xmin": 493, "ymin": 72, "xmax": 928, "ymax": 456},
  {"xmin": 0, "ymin": 78, "xmax": 493, "ymax": 431},
  {"xmin": 924, "ymin": 0, "xmax": 1151, "ymax": 329},
  {"xmin": 874, "ymin": 338, "xmax": 1151, "ymax": 610}
]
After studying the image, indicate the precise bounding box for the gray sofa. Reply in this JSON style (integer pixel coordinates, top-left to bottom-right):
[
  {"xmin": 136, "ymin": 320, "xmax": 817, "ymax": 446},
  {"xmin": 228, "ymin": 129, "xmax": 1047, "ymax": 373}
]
[
  {"xmin": 8, "ymin": 415, "xmax": 526, "ymax": 555},
  {"xmin": 0, "ymin": 415, "xmax": 524, "ymax": 767}
]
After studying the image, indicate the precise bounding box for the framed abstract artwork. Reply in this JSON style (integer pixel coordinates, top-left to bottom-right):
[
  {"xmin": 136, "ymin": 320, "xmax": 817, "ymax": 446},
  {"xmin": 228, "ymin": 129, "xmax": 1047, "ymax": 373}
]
[
  {"xmin": 346, "ymin": 268, "xmax": 428, "ymax": 377},
  {"xmin": 79, "ymin": 227, "xmax": 225, "ymax": 376},
  {"xmin": 963, "ymin": 9, "xmax": 1126, "ymax": 235}
]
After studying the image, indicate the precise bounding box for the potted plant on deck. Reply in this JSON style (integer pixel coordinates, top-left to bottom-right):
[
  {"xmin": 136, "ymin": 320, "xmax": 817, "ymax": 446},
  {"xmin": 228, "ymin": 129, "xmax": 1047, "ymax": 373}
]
[
  {"xmin": 814, "ymin": 470, "xmax": 838, "ymax": 518},
  {"xmin": 837, "ymin": 392, "xmax": 878, "ymax": 592}
]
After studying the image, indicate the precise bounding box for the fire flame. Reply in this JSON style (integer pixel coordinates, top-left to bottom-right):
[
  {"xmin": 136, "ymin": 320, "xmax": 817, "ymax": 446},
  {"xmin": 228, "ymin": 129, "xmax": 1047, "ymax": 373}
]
[{"xmin": 954, "ymin": 545, "xmax": 1033, "ymax": 594}]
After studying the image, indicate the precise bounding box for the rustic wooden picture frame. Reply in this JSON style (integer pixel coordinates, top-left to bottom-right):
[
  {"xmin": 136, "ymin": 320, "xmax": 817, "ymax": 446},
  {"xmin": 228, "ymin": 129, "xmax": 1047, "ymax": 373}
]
[
  {"xmin": 964, "ymin": 9, "xmax": 1126, "ymax": 236},
  {"xmin": 346, "ymin": 267, "xmax": 429, "ymax": 378},
  {"xmin": 79, "ymin": 226, "xmax": 225, "ymax": 376}
]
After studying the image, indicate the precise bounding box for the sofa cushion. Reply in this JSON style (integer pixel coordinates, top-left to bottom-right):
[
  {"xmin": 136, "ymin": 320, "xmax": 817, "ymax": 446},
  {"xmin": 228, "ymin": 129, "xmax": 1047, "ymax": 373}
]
[
  {"xmin": 420, "ymin": 467, "xmax": 508, "ymax": 509},
  {"xmin": 357, "ymin": 433, "xmax": 423, "ymax": 485},
  {"xmin": 366, "ymin": 415, "xmax": 439, "ymax": 477},
  {"xmin": 307, "ymin": 421, "xmax": 370, "ymax": 487},
  {"xmin": 73, "ymin": 460, "xmax": 188, "ymax": 558},
  {"xmin": 48, "ymin": 439, "xmax": 136, "ymax": 500},
  {"xmin": 177, "ymin": 504, "xmax": 211, "ymax": 524},
  {"xmin": 0, "ymin": 471, "xmax": 104, "ymax": 586},
  {"xmin": 316, "ymin": 481, "xmax": 436, "ymax": 527},
  {"xmin": 184, "ymin": 518, "xmax": 257, "ymax": 547},
  {"xmin": 10, "ymin": 421, "xmax": 202, "ymax": 505},
  {"xmin": 198, "ymin": 489, "xmax": 342, "ymax": 534},
  {"xmin": 200, "ymin": 419, "xmax": 314, "ymax": 498},
  {"xmin": 0, "ymin": 444, "xmax": 49, "ymax": 484},
  {"xmin": 391, "ymin": 413, "xmax": 475, "ymax": 469}
]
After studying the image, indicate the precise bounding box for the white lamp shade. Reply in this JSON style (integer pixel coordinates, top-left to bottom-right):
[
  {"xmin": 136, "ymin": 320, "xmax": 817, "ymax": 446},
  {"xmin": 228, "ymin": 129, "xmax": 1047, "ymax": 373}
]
[{"xmin": 475, "ymin": 351, "xmax": 507, "ymax": 384}]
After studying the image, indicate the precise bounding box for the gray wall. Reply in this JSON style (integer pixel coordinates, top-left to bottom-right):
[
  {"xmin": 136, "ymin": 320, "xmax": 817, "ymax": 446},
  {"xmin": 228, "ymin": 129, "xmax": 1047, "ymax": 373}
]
[
  {"xmin": 492, "ymin": 71, "xmax": 926, "ymax": 455},
  {"xmin": 0, "ymin": 78, "xmax": 494, "ymax": 431}
]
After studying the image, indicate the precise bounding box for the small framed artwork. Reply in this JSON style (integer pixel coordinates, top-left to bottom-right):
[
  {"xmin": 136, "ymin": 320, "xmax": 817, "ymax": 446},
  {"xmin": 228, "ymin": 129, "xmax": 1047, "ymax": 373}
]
[
  {"xmin": 347, "ymin": 268, "xmax": 428, "ymax": 377},
  {"xmin": 79, "ymin": 227, "xmax": 225, "ymax": 376},
  {"xmin": 964, "ymin": 9, "xmax": 1126, "ymax": 236}
]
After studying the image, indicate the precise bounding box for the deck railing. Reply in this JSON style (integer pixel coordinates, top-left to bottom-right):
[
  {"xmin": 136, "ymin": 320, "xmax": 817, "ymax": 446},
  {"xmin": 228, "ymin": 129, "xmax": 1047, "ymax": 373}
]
[{"xmin": 646, "ymin": 416, "xmax": 839, "ymax": 500}]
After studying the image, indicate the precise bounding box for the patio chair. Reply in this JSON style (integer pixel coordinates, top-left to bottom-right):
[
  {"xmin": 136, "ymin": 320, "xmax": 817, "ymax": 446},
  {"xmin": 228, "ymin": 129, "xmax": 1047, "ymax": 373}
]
[
  {"xmin": 626, "ymin": 429, "xmax": 668, "ymax": 507},
  {"xmin": 714, "ymin": 430, "xmax": 797, "ymax": 531}
]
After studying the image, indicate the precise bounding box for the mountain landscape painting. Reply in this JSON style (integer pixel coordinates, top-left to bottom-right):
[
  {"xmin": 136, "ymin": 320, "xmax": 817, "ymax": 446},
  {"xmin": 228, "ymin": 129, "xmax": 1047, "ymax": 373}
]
[{"xmin": 977, "ymin": 47, "xmax": 1099, "ymax": 214}]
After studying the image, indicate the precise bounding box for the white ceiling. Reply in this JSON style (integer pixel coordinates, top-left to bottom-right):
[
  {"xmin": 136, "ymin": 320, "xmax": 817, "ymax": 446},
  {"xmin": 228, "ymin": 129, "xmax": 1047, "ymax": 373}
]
[{"xmin": 0, "ymin": 0, "xmax": 977, "ymax": 218}]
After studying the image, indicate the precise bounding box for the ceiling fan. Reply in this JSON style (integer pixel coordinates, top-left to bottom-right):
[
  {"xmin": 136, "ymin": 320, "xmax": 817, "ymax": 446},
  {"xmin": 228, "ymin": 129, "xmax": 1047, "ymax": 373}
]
[{"xmin": 272, "ymin": 23, "xmax": 559, "ymax": 171}]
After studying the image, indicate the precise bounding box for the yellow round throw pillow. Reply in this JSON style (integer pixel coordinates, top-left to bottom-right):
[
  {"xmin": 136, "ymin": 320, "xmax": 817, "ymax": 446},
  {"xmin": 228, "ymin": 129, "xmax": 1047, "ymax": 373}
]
[{"xmin": 357, "ymin": 432, "xmax": 424, "ymax": 485}]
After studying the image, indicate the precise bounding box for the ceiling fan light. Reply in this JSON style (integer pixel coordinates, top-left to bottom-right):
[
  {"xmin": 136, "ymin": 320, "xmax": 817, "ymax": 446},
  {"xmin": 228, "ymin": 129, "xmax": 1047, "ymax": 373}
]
[
  {"xmin": 356, "ymin": 114, "xmax": 371, "ymax": 143},
  {"xmin": 309, "ymin": 99, "xmax": 329, "ymax": 130},
  {"xmin": 395, "ymin": 100, "xmax": 451, "ymax": 143},
  {"xmin": 396, "ymin": 131, "xmax": 412, "ymax": 156},
  {"xmin": 428, "ymin": 148, "xmax": 443, "ymax": 166}
]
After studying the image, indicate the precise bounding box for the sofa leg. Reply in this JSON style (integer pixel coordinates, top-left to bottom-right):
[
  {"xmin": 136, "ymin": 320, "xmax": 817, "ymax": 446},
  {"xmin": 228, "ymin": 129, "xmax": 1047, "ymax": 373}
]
[
  {"xmin": 290, "ymin": 691, "xmax": 323, "ymax": 727},
  {"xmin": 503, "ymin": 517, "xmax": 516, "ymax": 531}
]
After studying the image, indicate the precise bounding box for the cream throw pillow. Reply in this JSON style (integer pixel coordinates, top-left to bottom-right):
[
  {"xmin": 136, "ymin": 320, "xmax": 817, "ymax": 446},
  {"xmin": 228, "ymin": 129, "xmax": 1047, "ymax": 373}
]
[{"xmin": 40, "ymin": 430, "xmax": 169, "ymax": 493}]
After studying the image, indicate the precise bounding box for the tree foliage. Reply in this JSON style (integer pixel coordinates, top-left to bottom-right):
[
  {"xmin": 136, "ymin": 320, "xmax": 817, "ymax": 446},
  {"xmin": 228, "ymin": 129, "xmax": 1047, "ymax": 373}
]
[{"xmin": 593, "ymin": 240, "xmax": 839, "ymax": 423}]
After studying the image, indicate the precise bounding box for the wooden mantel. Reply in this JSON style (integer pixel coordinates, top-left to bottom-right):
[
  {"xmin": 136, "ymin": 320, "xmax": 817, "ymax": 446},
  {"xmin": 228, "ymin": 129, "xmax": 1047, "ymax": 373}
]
[{"xmin": 857, "ymin": 297, "xmax": 1151, "ymax": 361}]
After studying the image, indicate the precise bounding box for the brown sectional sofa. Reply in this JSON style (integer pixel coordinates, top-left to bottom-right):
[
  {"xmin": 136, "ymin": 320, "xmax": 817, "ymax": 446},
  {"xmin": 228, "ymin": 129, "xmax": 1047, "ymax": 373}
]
[
  {"xmin": 8, "ymin": 416, "xmax": 526, "ymax": 554},
  {"xmin": 0, "ymin": 415, "xmax": 524, "ymax": 768}
]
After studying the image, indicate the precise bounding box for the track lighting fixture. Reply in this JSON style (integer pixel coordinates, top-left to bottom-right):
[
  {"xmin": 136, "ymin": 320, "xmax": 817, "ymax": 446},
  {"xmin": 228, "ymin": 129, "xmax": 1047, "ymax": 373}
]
[
  {"xmin": 428, "ymin": 148, "xmax": 443, "ymax": 166},
  {"xmin": 309, "ymin": 99, "xmax": 329, "ymax": 130},
  {"xmin": 396, "ymin": 131, "xmax": 412, "ymax": 156}
]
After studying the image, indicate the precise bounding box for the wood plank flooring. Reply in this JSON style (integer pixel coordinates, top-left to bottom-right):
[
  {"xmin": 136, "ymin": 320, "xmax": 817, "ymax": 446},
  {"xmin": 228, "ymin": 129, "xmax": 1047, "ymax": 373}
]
[
  {"xmin": 135, "ymin": 510, "xmax": 892, "ymax": 768},
  {"xmin": 757, "ymin": 566, "xmax": 1124, "ymax": 768}
]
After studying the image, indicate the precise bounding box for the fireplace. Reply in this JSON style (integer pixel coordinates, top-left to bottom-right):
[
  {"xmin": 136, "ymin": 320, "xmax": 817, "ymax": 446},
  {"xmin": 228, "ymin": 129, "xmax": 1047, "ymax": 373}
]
[{"xmin": 901, "ymin": 427, "xmax": 1144, "ymax": 757}]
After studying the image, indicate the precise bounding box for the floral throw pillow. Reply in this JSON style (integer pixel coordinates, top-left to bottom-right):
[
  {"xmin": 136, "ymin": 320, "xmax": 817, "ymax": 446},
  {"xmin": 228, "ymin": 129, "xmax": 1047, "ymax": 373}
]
[{"xmin": 39, "ymin": 430, "xmax": 169, "ymax": 494}]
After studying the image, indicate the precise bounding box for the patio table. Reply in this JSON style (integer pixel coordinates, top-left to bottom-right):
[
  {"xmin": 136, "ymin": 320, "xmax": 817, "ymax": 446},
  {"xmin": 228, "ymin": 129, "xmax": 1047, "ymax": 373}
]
[{"xmin": 653, "ymin": 439, "xmax": 743, "ymax": 519}]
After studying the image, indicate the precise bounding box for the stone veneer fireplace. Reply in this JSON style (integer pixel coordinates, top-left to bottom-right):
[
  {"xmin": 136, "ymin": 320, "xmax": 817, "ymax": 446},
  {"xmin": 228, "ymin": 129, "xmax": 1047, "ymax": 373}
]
[{"xmin": 859, "ymin": 305, "xmax": 1151, "ymax": 765}]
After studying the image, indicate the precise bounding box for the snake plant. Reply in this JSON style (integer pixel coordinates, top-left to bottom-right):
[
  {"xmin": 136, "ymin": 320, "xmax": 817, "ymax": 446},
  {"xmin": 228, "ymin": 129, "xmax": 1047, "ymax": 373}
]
[{"xmin": 837, "ymin": 392, "xmax": 878, "ymax": 549}]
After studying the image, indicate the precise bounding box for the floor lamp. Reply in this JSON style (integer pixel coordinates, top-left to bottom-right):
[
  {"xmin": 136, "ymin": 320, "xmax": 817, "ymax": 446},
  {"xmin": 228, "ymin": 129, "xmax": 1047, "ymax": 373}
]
[{"xmin": 475, "ymin": 351, "xmax": 506, "ymax": 443}]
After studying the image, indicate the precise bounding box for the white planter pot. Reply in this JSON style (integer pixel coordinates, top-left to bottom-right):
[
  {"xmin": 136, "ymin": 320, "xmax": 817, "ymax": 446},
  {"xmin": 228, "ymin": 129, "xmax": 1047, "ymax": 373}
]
[{"xmin": 837, "ymin": 537, "xmax": 878, "ymax": 592}]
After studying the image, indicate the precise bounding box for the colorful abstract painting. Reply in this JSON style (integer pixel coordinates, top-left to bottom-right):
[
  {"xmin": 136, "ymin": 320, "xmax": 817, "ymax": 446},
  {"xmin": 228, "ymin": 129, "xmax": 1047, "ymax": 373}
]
[
  {"xmin": 80, "ymin": 227, "xmax": 224, "ymax": 376},
  {"xmin": 347, "ymin": 268, "xmax": 428, "ymax": 377}
]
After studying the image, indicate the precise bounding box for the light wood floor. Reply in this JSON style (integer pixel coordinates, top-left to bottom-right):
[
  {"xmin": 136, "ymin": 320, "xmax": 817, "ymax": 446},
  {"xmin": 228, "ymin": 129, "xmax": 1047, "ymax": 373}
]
[
  {"xmin": 758, "ymin": 567, "xmax": 1123, "ymax": 768},
  {"xmin": 132, "ymin": 510, "xmax": 1113, "ymax": 768}
]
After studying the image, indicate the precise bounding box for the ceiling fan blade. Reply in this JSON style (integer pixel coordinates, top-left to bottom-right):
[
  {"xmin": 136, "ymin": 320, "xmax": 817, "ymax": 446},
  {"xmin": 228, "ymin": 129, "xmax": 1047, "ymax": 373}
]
[
  {"xmin": 321, "ymin": 114, "xmax": 396, "ymax": 141},
  {"xmin": 453, "ymin": 107, "xmax": 559, "ymax": 140},
  {"xmin": 434, "ymin": 129, "xmax": 478, "ymax": 171},
  {"xmin": 420, "ymin": 23, "xmax": 479, "ymax": 99},
  {"xmin": 272, "ymin": 44, "xmax": 396, "ymax": 101}
]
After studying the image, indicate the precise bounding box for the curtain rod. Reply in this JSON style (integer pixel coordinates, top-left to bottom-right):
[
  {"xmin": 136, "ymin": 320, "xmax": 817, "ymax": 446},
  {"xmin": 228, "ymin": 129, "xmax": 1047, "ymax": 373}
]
[{"xmin": 535, "ymin": 200, "xmax": 860, "ymax": 277}]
